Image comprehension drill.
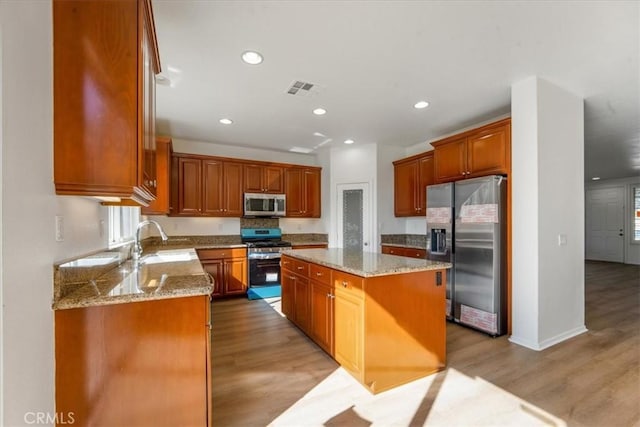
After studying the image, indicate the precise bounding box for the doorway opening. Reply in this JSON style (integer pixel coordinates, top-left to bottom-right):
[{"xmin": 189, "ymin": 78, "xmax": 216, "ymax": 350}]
[{"xmin": 585, "ymin": 186, "xmax": 625, "ymax": 263}]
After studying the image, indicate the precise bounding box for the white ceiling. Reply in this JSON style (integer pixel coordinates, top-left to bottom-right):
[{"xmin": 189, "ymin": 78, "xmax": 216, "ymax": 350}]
[{"xmin": 153, "ymin": 1, "xmax": 639, "ymax": 181}]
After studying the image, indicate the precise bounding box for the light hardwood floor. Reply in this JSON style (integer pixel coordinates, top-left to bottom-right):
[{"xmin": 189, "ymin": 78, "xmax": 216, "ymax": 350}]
[{"xmin": 211, "ymin": 261, "xmax": 639, "ymax": 426}]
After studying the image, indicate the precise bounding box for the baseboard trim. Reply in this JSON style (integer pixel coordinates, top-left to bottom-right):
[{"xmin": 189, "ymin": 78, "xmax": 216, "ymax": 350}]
[{"xmin": 509, "ymin": 325, "xmax": 588, "ymax": 351}]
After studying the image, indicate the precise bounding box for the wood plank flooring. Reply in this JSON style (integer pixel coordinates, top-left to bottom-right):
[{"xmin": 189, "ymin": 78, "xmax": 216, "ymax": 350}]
[{"xmin": 211, "ymin": 261, "xmax": 639, "ymax": 426}]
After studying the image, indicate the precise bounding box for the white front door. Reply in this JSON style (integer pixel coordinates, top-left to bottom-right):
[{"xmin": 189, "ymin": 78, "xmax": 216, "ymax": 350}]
[
  {"xmin": 586, "ymin": 187, "xmax": 625, "ymax": 262},
  {"xmin": 336, "ymin": 183, "xmax": 373, "ymax": 252}
]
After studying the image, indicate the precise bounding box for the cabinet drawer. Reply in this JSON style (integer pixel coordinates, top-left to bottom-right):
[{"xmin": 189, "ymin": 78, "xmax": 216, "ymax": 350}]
[
  {"xmin": 292, "ymin": 259, "xmax": 309, "ymax": 276},
  {"xmin": 309, "ymin": 263, "xmax": 332, "ymax": 285},
  {"xmin": 405, "ymin": 248, "xmax": 426, "ymax": 259},
  {"xmin": 333, "ymin": 270, "xmax": 363, "ymax": 297},
  {"xmin": 197, "ymin": 248, "xmax": 246, "ymax": 260}
]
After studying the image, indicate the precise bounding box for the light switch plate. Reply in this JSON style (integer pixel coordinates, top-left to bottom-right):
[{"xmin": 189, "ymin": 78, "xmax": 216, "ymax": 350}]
[
  {"xmin": 558, "ymin": 234, "xmax": 567, "ymax": 246},
  {"xmin": 55, "ymin": 215, "xmax": 64, "ymax": 242}
]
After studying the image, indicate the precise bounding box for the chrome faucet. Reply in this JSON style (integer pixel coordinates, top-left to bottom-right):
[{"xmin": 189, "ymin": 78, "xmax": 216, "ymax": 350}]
[{"xmin": 132, "ymin": 220, "xmax": 168, "ymax": 260}]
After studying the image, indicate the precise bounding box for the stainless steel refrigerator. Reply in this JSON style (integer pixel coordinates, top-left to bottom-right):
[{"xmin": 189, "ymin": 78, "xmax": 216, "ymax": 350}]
[{"xmin": 426, "ymin": 175, "xmax": 507, "ymax": 336}]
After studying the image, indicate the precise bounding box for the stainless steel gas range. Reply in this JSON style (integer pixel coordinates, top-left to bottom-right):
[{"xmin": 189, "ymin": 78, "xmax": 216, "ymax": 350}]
[{"xmin": 240, "ymin": 228, "xmax": 292, "ymax": 298}]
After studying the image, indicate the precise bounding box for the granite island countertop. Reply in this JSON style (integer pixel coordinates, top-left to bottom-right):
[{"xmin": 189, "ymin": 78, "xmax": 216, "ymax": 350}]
[
  {"xmin": 53, "ymin": 248, "xmax": 212, "ymax": 310},
  {"xmin": 282, "ymin": 248, "xmax": 451, "ymax": 278}
]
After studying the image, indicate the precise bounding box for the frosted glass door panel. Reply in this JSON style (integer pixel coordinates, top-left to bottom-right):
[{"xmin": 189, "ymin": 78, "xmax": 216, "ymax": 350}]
[{"xmin": 343, "ymin": 189, "xmax": 363, "ymax": 250}]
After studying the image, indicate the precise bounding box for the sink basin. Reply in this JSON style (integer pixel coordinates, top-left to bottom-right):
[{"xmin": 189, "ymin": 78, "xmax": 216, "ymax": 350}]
[{"xmin": 140, "ymin": 249, "xmax": 195, "ymax": 265}]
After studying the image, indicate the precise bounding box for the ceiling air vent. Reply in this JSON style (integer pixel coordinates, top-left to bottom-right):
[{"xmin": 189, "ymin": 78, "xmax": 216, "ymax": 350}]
[{"xmin": 286, "ymin": 80, "xmax": 316, "ymax": 96}]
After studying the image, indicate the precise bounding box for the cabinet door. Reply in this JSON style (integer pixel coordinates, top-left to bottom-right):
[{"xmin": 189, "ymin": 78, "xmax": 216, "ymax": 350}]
[
  {"xmin": 285, "ymin": 168, "xmax": 304, "ymax": 216},
  {"xmin": 264, "ymin": 166, "xmax": 284, "ymax": 193},
  {"xmin": 224, "ymin": 258, "xmax": 247, "ymax": 295},
  {"xmin": 303, "ymin": 169, "xmax": 321, "ymax": 217},
  {"xmin": 243, "ymin": 164, "xmax": 264, "ymax": 193},
  {"xmin": 223, "ymin": 162, "xmax": 244, "ymax": 216},
  {"xmin": 310, "ymin": 280, "xmax": 333, "ymax": 355},
  {"xmin": 466, "ymin": 124, "xmax": 510, "ymax": 177},
  {"xmin": 334, "ymin": 288, "xmax": 364, "ymax": 379},
  {"xmin": 281, "ymin": 269, "xmax": 295, "ymax": 319},
  {"xmin": 433, "ymin": 137, "xmax": 466, "ymax": 183},
  {"xmin": 201, "ymin": 259, "xmax": 224, "ymax": 298},
  {"xmin": 294, "ymin": 275, "xmax": 311, "ymax": 332},
  {"xmin": 417, "ymin": 154, "xmax": 434, "ymax": 215},
  {"xmin": 142, "ymin": 137, "xmax": 171, "ymax": 215},
  {"xmin": 202, "ymin": 159, "xmax": 224, "ymax": 215},
  {"xmin": 394, "ymin": 160, "xmax": 419, "ymax": 216},
  {"xmin": 177, "ymin": 157, "xmax": 202, "ymax": 215}
]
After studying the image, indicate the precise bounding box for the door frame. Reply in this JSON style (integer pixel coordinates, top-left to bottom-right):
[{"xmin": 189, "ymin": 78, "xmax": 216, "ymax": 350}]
[{"xmin": 336, "ymin": 182, "xmax": 373, "ymax": 252}]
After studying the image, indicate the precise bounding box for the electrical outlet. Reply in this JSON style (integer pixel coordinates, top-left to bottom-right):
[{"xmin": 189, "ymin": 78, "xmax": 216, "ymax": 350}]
[
  {"xmin": 99, "ymin": 220, "xmax": 105, "ymax": 238},
  {"xmin": 55, "ymin": 215, "xmax": 64, "ymax": 242}
]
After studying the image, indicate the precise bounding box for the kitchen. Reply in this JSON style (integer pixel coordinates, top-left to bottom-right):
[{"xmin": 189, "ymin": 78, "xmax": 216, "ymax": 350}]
[{"xmin": 2, "ymin": 1, "xmax": 639, "ymax": 427}]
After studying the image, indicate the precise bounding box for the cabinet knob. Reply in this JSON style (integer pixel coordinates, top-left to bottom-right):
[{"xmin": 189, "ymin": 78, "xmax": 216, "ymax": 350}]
[
  {"xmin": 297, "ymin": 266, "xmax": 304, "ymax": 270},
  {"xmin": 342, "ymin": 281, "xmax": 348, "ymax": 287},
  {"xmin": 316, "ymin": 272, "xmax": 322, "ymax": 276},
  {"xmin": 289, "ymin": 275, "xmax": 296, "ymax": 280}
]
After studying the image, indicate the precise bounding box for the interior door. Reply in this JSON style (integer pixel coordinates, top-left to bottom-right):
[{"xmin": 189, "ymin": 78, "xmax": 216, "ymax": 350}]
[
  {"xmin": 336, "ymin": 183, "xmax": 372, "ymax": 252},
  {"xmin": 586, "ymin": 187, "xmax": 624, "ymax": 262}
]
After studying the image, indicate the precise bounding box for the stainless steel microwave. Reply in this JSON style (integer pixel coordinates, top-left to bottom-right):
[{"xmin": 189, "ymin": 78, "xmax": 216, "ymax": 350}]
[{"xmin": 243, "ymin": 193, "xmax": 286, "ymax": 217}]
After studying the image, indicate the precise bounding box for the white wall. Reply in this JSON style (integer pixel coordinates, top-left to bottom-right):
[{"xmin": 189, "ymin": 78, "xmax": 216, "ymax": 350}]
[
  {"xmin": 586, "ymin": 176, "xmax": 640, "ymax": 265},
  {"xmin": 1, "ymin": 3, "xmax": 111, "ymax": 425},
  {"xmin": 511, "ymin": 76, "xmax": 587, "ymax": 351}
]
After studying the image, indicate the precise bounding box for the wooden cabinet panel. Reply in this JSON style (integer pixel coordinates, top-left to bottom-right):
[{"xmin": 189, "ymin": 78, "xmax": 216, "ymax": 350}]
[
  {"xmin": 381, "ymin": 245, "xmax": 426, "ymax": 259},
  {"xmin": 201, "ymin": 259, "xmax": 224, "ymax": 297},
  {"xmin": 334, "ymin": 287, "xmax": 364, "ymax": 380},
  {"xmin": 393, "ymin": 152, "xmax": 434, "ymax": 217},
  {"xmin": 285, "ymin": 167, "xmax": 321, "ymax": 217},
  {"xmin": 142, "ymin": 137, "xmax": 172, "ymax": 215},
  {"xmin": 466, "ymin": 123, "xmax": 510, "ymax": 177},
  {"xmin": 309, "ymin": 263, "xmax": 331, "ymax": 285},
  {"xmin": 53, "ymin": 0, "xmax": 160, "ymax": 205},
  {"xmin": 171, "ymin": 154, "xmax": 244, "ymax": 217},
  {"xmin": 310, "ymin": 280, "xmax": 334, "ymax": 355},
  {"xmin": 177, "ymin": 157, "xmax": 202, "ymax": 215},
  {"xmin": 292, "ymin": 244, "xmax": 329, "ymax": 250},
  {"xmin": 294, "ymin": 275, "xmax": 311, "ymax": 331},
  {"xmin": 333, "ymin": 270, "xmax": 364, "ymax": 296},
  {"xmin": 244, "ymin": 165, "xmax": 284, "ymax": 193},
  {"xmin": 432, "ymin": 118, "xmax": 511, "ymax": 184},
  {"xmin": 224, "ymin": 258, "xmax": 248, "ymax": 295},
  {"xmin": 285, "ymin": 168, "xmax": 304, "ymax": 216},
  {"xmin": 433, "ymin": 137, "xmax": 467, "ymax": 183},
  {"xmin": 55, "ymin": 296, "xmax": 210, "ymax": 426},
  {"xmin": 197, "ymin": 248, "xmax": 247, "ymax": 298},
  {"xmin": 202, "ymin": 159, "xmax": 224, "ymax": 215},
  {"xmin": 223, "ymin": 162, "xmax": 244, "ymax": 216},
  {"xmin": 281, "ymin": 269, "xmax": 295, "ymax": 319},
  {"xmin": 394, "ymin": 160, "xmax": 419, "ymax": 216}
]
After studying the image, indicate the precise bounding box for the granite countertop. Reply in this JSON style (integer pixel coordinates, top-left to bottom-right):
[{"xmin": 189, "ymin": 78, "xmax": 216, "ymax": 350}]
[
  {"xmin": 53, "ymin": 248, "xmax": 212, "ymax": 310},
  {"xmin": 282, "ymin": 248, "xmax": 451, "ymax": 278}
]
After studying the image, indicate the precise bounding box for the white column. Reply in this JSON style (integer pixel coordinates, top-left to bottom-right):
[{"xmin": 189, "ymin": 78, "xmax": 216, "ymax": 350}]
[{"xmin": 510, "ymin": 76, "xmax": 587, "ymax": 350}]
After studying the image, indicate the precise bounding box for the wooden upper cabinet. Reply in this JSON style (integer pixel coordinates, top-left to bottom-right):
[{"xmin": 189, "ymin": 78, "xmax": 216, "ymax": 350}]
[
  {"xmin": 393, "ymin": 151, "xmax": 434, "ymax": 217},
  {"xmin": 243, "ymin": 165, "xmax": 284, "ymax": 194},
  {"xmin": 142, "ymin": 137, "xmax": 172, "ymax": 215},
  {"xmin": 285, "ymin": 167, "xmax": 321, "ymax": 218},
  {"xmin": 53, "ymin": 0, "xmax": 160, "ymax": 205},
  {"xmin": 223, "ymin": 162, "xmax": 244, "ymax": 216},
  {"xmin": 432, "ymin": 118, "xmax": 511, "ymax": 183},
  {"xmin": 466, "ymin": 122, "xmax": 511, "ymax": 178},
  {"xmin": 171, "ymin": 153, "xmax": 243, "ymax": 217},
  {"xmin": 432, "ymin": 137, "xmax": 467, "ymax": 183}
]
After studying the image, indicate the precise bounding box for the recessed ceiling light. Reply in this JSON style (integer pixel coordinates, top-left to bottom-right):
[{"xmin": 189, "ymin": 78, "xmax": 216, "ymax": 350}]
[
  {"xmin": 591, "ymin": 177, "xmax": 601, "ymax": 181},
  {"xmin": 414, "ymin": 101, "xmax": 430, "ymax": 109},
  {"xmin": 241, "ymin": 51, "xmax": 263, "ymax": 65},
  {"xmin": 313, "ymin": 108, "xmax": 327, "ymax": 116},
  {"xmin": 344, "ymin": 139, "xmax": 355, "ymax": 145},
  {"xmin": 219, "ymin": 118, "xmax": 233, "ymax": 125}
]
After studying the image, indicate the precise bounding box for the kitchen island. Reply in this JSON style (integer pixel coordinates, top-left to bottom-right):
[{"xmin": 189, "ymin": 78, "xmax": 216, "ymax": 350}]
[
  {"xmin": 53, "ymin": 248, "xmax": 213, "ymax": 427},
  {"xmin": 281, "ymin": 248, "xmax": 451, "ymax": 394}
]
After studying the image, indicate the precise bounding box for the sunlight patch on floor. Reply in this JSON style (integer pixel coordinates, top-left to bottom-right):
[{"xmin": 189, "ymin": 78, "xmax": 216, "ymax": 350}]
[{"xmin": 269, "ymin": 367, "xmax": 566, "ymax": 427}]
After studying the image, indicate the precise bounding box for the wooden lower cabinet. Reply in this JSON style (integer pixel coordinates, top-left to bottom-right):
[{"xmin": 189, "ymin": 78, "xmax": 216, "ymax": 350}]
[
  {"xmin": 381, "ymin": 245, "xmax": 427, "ymax": 259},
  {"xmin": 291, "ymin": 243, "xmax": 329, "ymax": 249},
  {"xmin": 197, "ymin": 248, "xmax": 247, "ymax": 298},
  {"xmin": 55, "ymin": 296, "xmax": 212, "ymax": 427},
  {"xmin": 281, "ymin": 254, "xmax": 446, "ymax": 394}
]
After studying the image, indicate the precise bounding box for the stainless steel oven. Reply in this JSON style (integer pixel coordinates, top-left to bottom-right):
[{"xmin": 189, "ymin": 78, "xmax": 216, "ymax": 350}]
[{"xmin": 247, "ymin": 249, "xmax": 284, "ymax": 287}]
